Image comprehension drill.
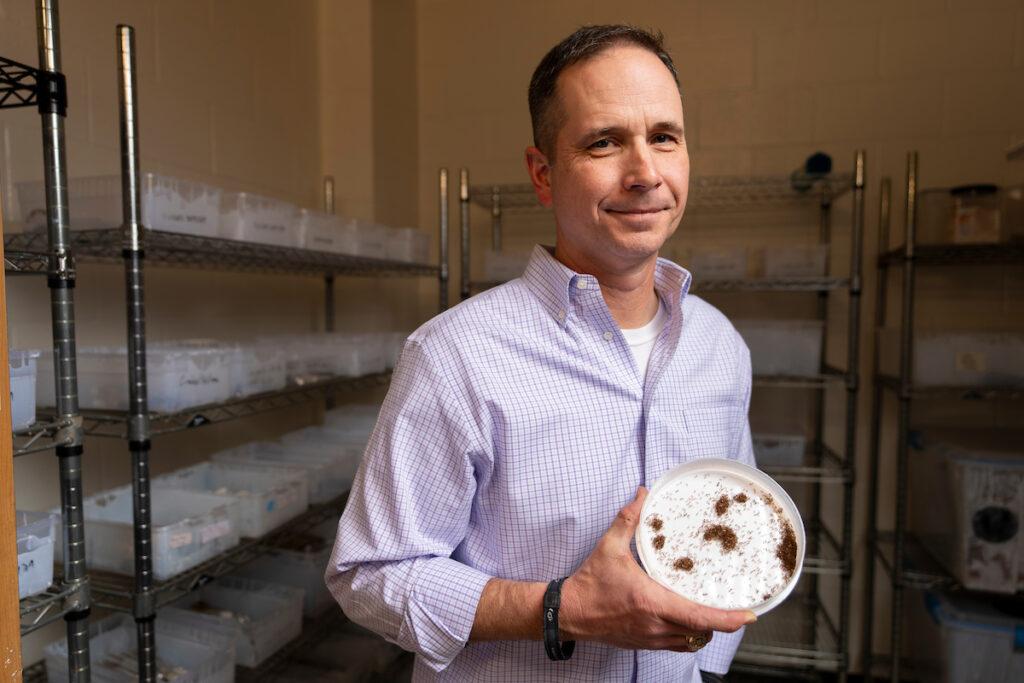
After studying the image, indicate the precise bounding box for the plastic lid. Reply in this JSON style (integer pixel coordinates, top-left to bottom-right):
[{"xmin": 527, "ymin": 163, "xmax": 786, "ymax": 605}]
[{"xmin": 949, "ymin": 184, "xmax": 999, "ymax": 196}]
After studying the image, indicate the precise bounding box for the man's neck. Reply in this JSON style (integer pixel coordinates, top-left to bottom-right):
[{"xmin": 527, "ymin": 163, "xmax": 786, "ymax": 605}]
[{"xmin": 553, "ymin": 245, "xmax": 661, "ymax": 329}]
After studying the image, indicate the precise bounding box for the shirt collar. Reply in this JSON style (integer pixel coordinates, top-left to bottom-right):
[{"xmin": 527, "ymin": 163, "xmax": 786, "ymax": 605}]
[{"xmin": 520, "ymin": 244, "xmax": 692, "ymax": 328}]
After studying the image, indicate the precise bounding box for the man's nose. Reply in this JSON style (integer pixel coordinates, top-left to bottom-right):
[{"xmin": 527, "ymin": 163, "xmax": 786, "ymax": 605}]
[{"xmin": 622, "ymin": 143, "xmax": 661, "ymax": 190}]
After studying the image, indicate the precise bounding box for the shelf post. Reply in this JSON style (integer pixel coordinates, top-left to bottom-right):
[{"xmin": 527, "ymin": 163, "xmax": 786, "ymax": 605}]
[
  {"xmin": 862, "ymin": 174, "xmax": 891, "ymax": 682},
  {"xmin": 459, "ymin": 169, "xmax": 469, "ymax": 301},
  {"xmin": 37, "ymin": 1, "xmax": 91, "ymax": 679},
  {"xmin": 490, "ymin": 185, "xmax": 502, "ymax": 252},
  {"xmin": 439, "ymin": 168, "xmax": 449, "ymax": 312},
  {"xmin": 117, "ymin": 23, "xmax": 157, "ymax": 683},
  {"xmin": 323, "ymin": 176, "xmax": 335, "ymax": 408}
]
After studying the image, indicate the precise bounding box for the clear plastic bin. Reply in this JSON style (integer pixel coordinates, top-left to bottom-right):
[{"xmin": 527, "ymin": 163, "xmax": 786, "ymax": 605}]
[
  {"xmin": 210, "ymin": 442, "xmax": 350, "ymax": 504},
  {"xmin": 16, "ymin": 174, "xmax": 221, "ymax": 236},
  {"xmin": 909, "ymin": 431, "xmax": 1024, "ymax": 593},
  {"xmin": 16, "ymin": 510, "xmax": 57, "ymax": 599},
  {"xmin": 330, "ymin": 333, "xmax": 387, "ymax": 376},
  {"xmin": 226, "ymin": 342, "xmax": 287, "ymax": 397},
  {"xmin": 220, "ymin": 192, "xmax": 298, "ymax": 247},
  {"xmin": 483, "ymin": 250, "xmax": 530, "ymax": 282},
  {"xmin": 753, "ymin": 433, "xmax": 807, "ymax": 467},
  {"xmin": 45, "ymin": 613, "xmax": 236, "ymax": 683},
  {"xmin": 351, "ymin": 220, "xmax": 388, "ymax": 259},
  {"xmin": 877, "ymin": 329, "xmax": 1024, "ymax": 387},
  {"xmin": 279, "ymin": 428, "xmax": 364, "ymax": 490},
  {"xmin": 386, "ymin": 227, "xmax": 431, "ymax": 263},
  {"xmin": 733, "ymin": 319, "xmax": 824, "ymax": 376},
  {"xmin": 762, "ymin": 244, "xmax": 828, "ymax": 277},
  {"xmin": 687, "ymin": 247, "xmax": 748, "ymax": 280},
  {"xmin": 232, "ymin": 520, "xmax": 337, "ymax": 617},
  {"xmin": 163, "ymin": 575, "xmax": 304, "ymax": 668},
  {"xmin": 37, "ymin": 343, "xmax": 233, "ymax": 412},
  {"xmin": 9, "ymin": 349, "xmax": 39, "ymax": 430},
  {"xmin": 323, "ymin": 404, "xmax": 381, "ymax": 443},
  {"xmin": 55, "ymin": 485, "xmax": 240, "ymax": 581},
  {"xmin": 297, "ymin": 209, "xmax": 358, "ymax": 254},
  {"xmin": 384, "ymin": 331, "xmax": 408, "ymax": 369},
  {"xmin": 152, "ymin": 461, "xmax": 308, "ymax": 538},
  {"xmin": 292, "ymin": 621, "xmax": 407, "ymax": 674},
  {"xmin": 909, "ymin": 591, "xmax": 1024, "ymax": 683}
]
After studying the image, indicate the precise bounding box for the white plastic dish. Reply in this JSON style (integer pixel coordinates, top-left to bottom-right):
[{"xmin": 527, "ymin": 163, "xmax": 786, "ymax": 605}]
[{"xmin": 635, "ymin": 458, "xmax": 804, "ymax": 616}]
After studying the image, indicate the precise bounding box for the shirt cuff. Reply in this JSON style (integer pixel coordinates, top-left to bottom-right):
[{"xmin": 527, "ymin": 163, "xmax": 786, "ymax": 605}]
[
  {"xmin": 696, "ymin": 625, "xmax": 745, "ymax": 675},
  {"xmin": 401, "ymin": 558, "xmax": 493, "ymax": 672}
]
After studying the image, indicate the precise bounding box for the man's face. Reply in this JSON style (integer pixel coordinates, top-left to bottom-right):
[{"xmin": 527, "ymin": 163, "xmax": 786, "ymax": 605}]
[{"xmin": 526, "ymin": 44, "xmax": 689, "ymax": 276}]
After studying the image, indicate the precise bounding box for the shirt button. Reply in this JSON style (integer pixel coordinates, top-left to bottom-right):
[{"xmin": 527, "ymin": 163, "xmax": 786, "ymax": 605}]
[
  {"xmin": 576, "ymin": 280, "xmax": 588, "ymax": 290},
  {"xmin": 603, "ymin": 331, "xmax": 613, "ymax": 340},
  {"xmin": 557, "ymin": 310, "xmax": 566, "ymax": 321}
]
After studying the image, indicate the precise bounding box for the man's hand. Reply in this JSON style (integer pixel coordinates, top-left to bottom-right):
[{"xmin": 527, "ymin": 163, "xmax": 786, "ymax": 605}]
[{"xmin": 559, "ymin": 487, "xmax": 756, "ymax": 652}]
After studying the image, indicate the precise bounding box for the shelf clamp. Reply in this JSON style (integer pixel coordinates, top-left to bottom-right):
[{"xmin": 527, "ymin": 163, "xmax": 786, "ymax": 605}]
[{"xmin": 0, "ymin": 54, "xmax": 67, "ymax": 115}]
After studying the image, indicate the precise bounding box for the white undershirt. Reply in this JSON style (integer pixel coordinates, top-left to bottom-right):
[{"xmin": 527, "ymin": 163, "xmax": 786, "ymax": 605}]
[{"xmin": 620, "ymin": 298, "xmax": 668, "ymax": 380}]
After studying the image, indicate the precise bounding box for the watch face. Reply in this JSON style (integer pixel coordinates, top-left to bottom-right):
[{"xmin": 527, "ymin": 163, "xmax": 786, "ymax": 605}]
[{"xmin": 636, "ymin": 458, "xmax": 804, "ymax": 615}]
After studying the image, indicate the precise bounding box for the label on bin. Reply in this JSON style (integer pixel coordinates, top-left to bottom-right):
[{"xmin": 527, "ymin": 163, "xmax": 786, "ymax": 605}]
[
  {"xmin": 955, "ymin": 352, "xmax": 986, "ymax": 373},
  {"xmin": 200, "ymin": 520, "xmax": 231, "ymax": 544},
  {"xmin": 169, "ymin": 532, "xmax": 193, "ymax": 548}
]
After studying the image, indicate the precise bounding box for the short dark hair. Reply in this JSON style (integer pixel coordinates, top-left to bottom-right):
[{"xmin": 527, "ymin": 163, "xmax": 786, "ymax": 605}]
[{"xmin": 528, "ymin": 25, "xmax": 680, "ymax": 160}]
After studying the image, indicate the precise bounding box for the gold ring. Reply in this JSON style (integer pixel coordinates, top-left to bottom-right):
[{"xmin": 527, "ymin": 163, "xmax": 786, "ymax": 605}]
[{"xmin": 687, "ymin": 634, "xmax": 708, "ymax": 651}]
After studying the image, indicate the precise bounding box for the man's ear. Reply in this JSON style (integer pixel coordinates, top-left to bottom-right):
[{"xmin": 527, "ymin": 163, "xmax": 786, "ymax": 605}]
[{"xmin": 525, "ymin": 146, "xmax": 553, "ymax": 208}]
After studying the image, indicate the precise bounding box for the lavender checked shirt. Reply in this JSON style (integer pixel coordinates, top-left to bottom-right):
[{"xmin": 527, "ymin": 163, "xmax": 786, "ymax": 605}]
[{"xmin": 326, "ymin": 245, "xmax": 755, "ymax": 682}]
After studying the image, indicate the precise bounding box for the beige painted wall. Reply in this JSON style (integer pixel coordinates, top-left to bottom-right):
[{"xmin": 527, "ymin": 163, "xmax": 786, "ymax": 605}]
[{"xmin": 414, "ymin": 0, "xmax": 1024, "ymax": 675}]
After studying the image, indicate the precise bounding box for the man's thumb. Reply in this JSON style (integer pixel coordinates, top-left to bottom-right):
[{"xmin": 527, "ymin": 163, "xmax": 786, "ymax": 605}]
[{"xmin": 607, "ymin": 486, "xmax": 648, "ymax": 543}]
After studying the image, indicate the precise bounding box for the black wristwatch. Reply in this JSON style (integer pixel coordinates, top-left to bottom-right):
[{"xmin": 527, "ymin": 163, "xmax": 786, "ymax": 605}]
[{"xmin": 542, "ymin": 578, "xmax": 576, "ymax": 661}]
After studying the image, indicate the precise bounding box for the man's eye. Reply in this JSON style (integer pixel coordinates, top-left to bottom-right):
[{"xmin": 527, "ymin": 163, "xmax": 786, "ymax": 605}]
[
  {"xmin": 652, "ymin": 134, "xmax": 676, "ymax": 144},
  {"xmin": 590, "ymin": 139, "xmax": 613, "ymax": 150}
]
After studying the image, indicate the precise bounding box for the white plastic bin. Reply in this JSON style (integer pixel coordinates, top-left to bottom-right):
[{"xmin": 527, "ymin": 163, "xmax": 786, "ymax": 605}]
[
  {"xmin": 279, "ymin": 428, "xmax": 364, "ymax": 491},
  {"xmin": 909, "ymin": 431, "xmax": 1024, "ymax": 593},
  {"xmin": 483, "ymin": 250, "xmax": 530, "ymax": 282},
  {"xmin": 226, "ymin": 343, "xmax": 287, "ymax": 397},
  {"xmin": 9, "ymin": 349, "xmax": 39, "ymax": 430},
  {"xmin": 331, "ymin": 333, "xmax": 387, "ymax": 376},
  {"xmin": 297, "ymin": 209, "xmax": 358, "ymax": 254},
  {"xmin": 152, "ymin": 461, "xmax": 308, "ymax": 538},
  {"xmin": 877, "ymin": 329, "xmax": 1024, "ymax": 387},
  {"xmin": 45, "ymin": 612, "xmax": 236, "ymax": 683},
  {"xmin": 37, "ymin": 343, "xmax": 232, "ymax": 412},
  {"xmin": 210, "ymin": 442, "xmax": 349, "ymax": 504},
  {"xmin": 163, "ymin": 575, "xmax": 305, "ymax": 668},
  {"xmin": 17, "ymin": 174, "xmax": 221, "ymax": 236},
  {"xmin": 733, "ymin": 319, "xmax": 824, "ymax": 376},
  {"xmin": 323, "ymin": 404, "xmax": 381, "ymax": 443},
  {"xmin": 232, "ymin": 520, "xmax": 337, "ymax": 617},
  {"xmin": 762, "ymin": 244, "xmax": 828, "ymax": 277},
  {"xmin": 687, "ymin": 247, "xmax": 748, "ymax": 280},
  {"xmin": 16, "ymin": 510, "xmax": 57, "ymax": 599},
  {"xmin": 752, "ymin": 433, "xmax": 807, "ymax": 467},
  {"xmin": 292, "ymin": 621, "xmax": 407, "ymax": 674},
  {"xmin": 55, "ymin": 485, "xmax": 240, "ymax": 581},
  {"xmin": 351, "ymin": 221, "xmax": 388, "ymax": 259},
  {"xmin": 220, "ymin": 192, "xmax": 298, "ymax": 247},
  {"xmin": 386, "ymin": 227, "xmax": 431, "ymax": 263},
  {"xmin": 909, "ymin": 591, "xmax": 1024, "ymax": 683}
]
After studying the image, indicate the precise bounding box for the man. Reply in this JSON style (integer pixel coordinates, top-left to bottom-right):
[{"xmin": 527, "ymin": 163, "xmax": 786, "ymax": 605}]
[{"xmin": 326, "ymin": 25, "xmax": 756, "ymax": 682}]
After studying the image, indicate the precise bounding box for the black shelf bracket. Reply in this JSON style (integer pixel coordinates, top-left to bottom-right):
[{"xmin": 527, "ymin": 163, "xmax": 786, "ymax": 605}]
[{"xmin": 0, "ymin": 54, "xmax": 67, "ymax": 115}]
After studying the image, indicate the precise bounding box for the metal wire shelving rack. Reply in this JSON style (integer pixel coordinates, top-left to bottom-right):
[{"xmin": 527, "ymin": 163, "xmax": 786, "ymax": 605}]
[
  {"xmin": 861, "ymin": 153, "xmax": 1024, "ymax": 683},
  {"xmin": 8, "ymin": 10, "xmax": 451, "ymax": 682},
  {"xmin": 455, "ymin": 155, "xmax": 866, "ymax": 681}
]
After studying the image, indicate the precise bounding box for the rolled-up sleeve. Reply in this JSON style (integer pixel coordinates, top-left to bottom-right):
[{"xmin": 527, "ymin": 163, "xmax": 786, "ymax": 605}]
[{"xmin": 325, "ymin": 337, "xmax": 492, "ymax": 672}]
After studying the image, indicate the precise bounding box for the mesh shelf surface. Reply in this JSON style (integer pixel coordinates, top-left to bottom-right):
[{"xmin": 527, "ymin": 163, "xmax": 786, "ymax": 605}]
[
  {"xmin": 19, "ymin": 580, "xmax": 85, "ymax": 636},
  {"xmin": 734, "ymin": 596, "xmax": 843, "ymax": 671},
  {"xmin": 873, "ymin": 531, "xmax": 960, "ymax": 590},
  {"xmin": 4, "ymin": 229, "xmax": 439, "ymax": 277},
  {"xmin": 877, "ymin": 374, "xmax": 1024, "ymax": 400},
  {"xmin": 879, "ymin": 242, "xmax": 1024, "ymax": 267},
  {"xmin": 469, "ymin": 172, "xmax": 853, "ymax": 211},
  {"xmin": 12, "ymin": 418, "xmax": 76, "ymax": 457},
  {"xmin": 694, "ymin": 276, "xmax": 850, "ymax": 293},
  {"xmin": 37, "ymin": 372, "xmax": 391, "ymax": 439}
]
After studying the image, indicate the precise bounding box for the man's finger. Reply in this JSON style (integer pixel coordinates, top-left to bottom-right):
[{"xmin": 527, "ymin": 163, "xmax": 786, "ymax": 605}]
[
  {"xmin": 605, "ymin": 487, "xmax": 648, "ymax": 545},
  {"xmin": 659, "ymin": 593, "xmax": 756, "ymax": 633}
]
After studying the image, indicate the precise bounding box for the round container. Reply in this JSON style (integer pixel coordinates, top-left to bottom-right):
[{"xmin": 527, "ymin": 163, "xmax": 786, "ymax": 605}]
[{"xmin": 635, "ymin": 458, "xmax": 805, "ymax": 616}]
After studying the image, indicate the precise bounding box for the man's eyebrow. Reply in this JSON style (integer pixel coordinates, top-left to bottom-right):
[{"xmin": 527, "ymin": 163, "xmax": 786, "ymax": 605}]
[
  {"xmin": 575, "ymin": 122, "xmax": 685, "ymax": 144},
  {"xmin": 651, "ymin": 121, "xmax": 685, "ymax": 136}
]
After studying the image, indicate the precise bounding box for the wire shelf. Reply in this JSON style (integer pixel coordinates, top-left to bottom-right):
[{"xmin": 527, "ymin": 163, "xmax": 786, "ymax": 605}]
[
  {"xmin": 802, "ymin": 518, "xmax": 846, "ymax": 576},
  {"xmin": 35, "ymin": 372, "xmax": 392, "ymax": 439},
  {"xmin": 694, "ymin": 276, "xmax": 850, "ymax": 293},
  {"xmin": 763, "ymin": 444, "xmax": 851, "ymax": 485},
  {"xmin": 236, "ymin": 610, "xmax": 347, "ymax": 683},
  {"xmin": 91, "ymin": 492, "xmax": 349, "ymax": 613},
  {"xmin": 873, "ymin": 531, "xmax": 959, "ymax": 591},
  {"xmin": 12, "ymin": 418, "xmax": 76, "ymax": 457},
  {"xmin": 877, "ymin": 374, "xmax": 1024, "ymax": 400},
  {"xmin": 753, "ymin": 369, "xmax": 846, "ymax": 390},
  {"xmin": 468, "ymin": 173, "xmax": 854, "ymax": 212},
  {"xmin": 878, "ymin": 242, "xmax": 1024, "ymax": 267},
  {"xmin": 733, "ymin": 596, "xmax": 843, "ymax": 671},
  {"xmin": 19, "ymin": 579, "xmax": 87, "ymax": 636},
  {"xmin": 4, "ymin": 229, "xmax": 440, "ymax": 277}
]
